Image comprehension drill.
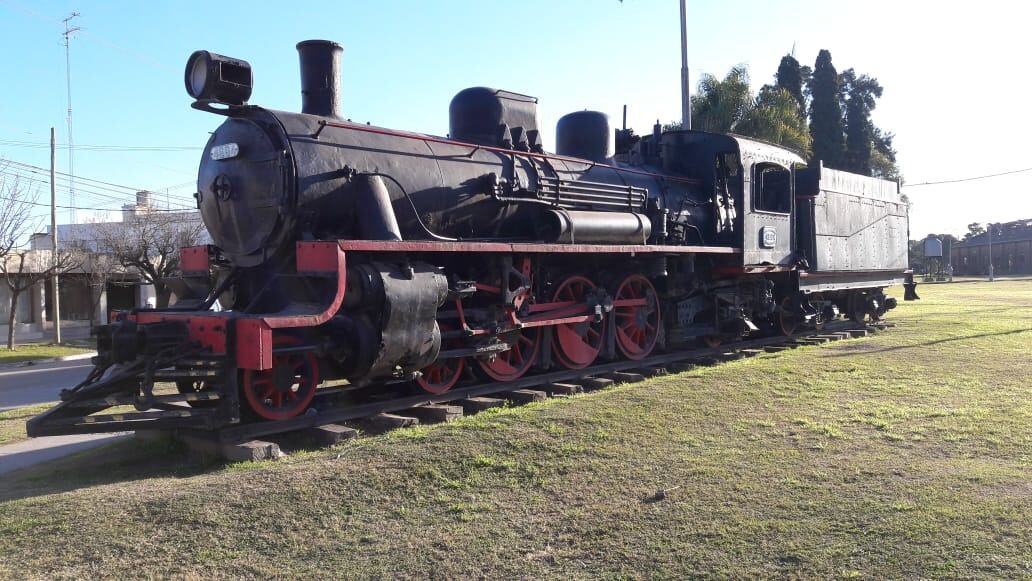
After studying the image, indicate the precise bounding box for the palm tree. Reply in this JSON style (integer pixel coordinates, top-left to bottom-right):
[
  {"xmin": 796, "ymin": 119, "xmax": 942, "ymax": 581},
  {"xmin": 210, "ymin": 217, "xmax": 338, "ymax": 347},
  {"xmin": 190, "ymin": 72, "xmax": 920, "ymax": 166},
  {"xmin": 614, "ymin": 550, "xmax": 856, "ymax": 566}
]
[
  {"xmin": 690, "ymin": 65, "xmax": 753, "ymax": 134},
  {"xmin": 737, "ymin": 86, "xmax": 812, "ymax": 156},
  {"xmin": 677, "ymin": 66, "xmax": 812, "ymax": 157}
]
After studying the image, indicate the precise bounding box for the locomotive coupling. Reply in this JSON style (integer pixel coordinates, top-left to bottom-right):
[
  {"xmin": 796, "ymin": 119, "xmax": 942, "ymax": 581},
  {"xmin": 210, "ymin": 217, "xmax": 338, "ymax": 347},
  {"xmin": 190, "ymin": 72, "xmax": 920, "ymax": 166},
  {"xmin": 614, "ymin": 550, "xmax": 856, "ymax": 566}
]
[{"xmin": 96, "ymin": 320, "xmax": 190, "ymax": 364}]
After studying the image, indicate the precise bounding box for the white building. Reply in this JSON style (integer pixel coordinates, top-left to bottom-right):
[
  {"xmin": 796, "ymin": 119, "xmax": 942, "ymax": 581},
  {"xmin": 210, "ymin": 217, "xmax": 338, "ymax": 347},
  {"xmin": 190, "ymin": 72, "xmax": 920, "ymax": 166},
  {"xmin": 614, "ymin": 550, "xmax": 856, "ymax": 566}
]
[{"xmin": 0, "ymin": 191, "xmax": 207, "ymax": 341}]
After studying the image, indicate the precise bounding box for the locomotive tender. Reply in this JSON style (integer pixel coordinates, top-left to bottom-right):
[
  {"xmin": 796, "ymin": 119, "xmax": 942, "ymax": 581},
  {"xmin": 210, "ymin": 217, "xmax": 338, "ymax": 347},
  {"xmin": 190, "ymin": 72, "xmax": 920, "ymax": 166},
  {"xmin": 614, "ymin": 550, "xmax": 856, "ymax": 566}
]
[{"xmin": 29, "ymin": 40, "xmax": 914, "ymax": 436}]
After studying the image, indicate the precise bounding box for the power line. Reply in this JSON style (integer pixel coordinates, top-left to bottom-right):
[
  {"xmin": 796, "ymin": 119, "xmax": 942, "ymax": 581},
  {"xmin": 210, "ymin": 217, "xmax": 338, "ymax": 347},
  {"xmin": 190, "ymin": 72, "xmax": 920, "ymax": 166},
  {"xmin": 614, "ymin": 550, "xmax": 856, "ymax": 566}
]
[
  {"xmin": 0, "ymin": 174, "xmax": 196, "ymax": 212},
  {"xmin": 0, "ymin": 172, "xmax": 197, "ymax": 212},
  {"xmin": 0, "ymin": 168, "xmax": 196, "ymax": 209},
  {"xmin": 0, "ymin": 192, "xmax": 198, "ymax": 213},
  {"xmin": 903, "ymin": 166, "xmax": 1032, "ymax": 188},
  {"xmin": 3, "ymin": 158, "xmax": 146, "ymax": 193},
  {"xmin": 0, "ymin": 139, "xmax": 200, "ymax": 152}
]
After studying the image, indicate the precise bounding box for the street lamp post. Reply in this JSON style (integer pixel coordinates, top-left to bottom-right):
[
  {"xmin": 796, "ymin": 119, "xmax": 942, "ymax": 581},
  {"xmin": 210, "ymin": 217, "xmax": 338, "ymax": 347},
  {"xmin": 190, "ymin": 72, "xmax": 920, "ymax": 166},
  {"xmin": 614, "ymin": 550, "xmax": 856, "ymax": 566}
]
[{"xmin": 679, "ymin": 0, "xmax": 690, "ymax": 130}]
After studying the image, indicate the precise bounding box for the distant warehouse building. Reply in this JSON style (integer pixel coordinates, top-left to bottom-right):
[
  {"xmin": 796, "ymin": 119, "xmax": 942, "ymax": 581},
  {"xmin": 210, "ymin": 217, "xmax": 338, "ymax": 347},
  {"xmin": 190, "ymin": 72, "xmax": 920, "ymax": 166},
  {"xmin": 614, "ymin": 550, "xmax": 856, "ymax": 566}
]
[{"xmin": 951, "ymin": 218, "xmax": 1032, "ymax": 276}]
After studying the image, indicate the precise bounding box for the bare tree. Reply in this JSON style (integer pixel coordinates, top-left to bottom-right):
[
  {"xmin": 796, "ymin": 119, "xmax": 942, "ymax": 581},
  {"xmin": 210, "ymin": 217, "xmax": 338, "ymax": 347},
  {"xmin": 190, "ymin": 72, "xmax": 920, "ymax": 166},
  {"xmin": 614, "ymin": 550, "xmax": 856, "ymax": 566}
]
[
  {"xmin": 1, "ymin": 249, "xmax": 81, "ymax": 349},
  {"xmin": 0, "ymin": 171, "xmax": 35, "ymax": 267},
  {"xmin": 0, "ymin": 172, "xmax": 43, "ymax": 349},
  {"xmin": 91, "ymin": 210, "xmax": 205, "ymax": 307},
  {"xmin": 67, "ymin": 240, "xmax": 118, "ymax": 331}
]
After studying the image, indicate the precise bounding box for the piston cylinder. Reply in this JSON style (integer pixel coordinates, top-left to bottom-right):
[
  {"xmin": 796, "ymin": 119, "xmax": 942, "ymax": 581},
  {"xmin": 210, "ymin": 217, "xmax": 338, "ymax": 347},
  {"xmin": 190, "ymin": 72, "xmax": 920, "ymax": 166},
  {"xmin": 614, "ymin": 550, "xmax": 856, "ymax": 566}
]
[{"xmin": 538, "ymin": 209, "xmax": 652, "ymax": 244}]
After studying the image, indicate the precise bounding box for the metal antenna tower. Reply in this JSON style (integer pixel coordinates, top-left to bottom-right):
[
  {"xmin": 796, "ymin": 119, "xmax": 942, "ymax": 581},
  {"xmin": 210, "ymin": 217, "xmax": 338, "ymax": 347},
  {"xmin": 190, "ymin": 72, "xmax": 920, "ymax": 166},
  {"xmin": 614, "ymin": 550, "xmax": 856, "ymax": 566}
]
[{"xmin": 63, "ymin": 12, "xmax": 81, "ymax": 223}]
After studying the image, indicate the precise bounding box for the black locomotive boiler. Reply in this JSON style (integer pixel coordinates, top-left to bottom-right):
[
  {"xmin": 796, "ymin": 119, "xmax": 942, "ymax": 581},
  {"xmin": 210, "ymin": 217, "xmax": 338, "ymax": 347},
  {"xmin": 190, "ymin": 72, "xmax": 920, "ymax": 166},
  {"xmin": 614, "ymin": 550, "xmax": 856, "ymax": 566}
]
[{"xmin": 29, "ymin": 40, "xmax": 915, "ymax": 436}]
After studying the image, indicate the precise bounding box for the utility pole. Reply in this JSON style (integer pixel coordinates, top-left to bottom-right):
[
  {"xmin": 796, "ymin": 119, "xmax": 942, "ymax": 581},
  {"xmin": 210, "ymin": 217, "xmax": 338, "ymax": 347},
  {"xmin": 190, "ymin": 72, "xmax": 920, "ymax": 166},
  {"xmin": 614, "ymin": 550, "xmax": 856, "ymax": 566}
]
[
  {"xmin": 987, "ymin": 222, "xmax": 994, "ymax": 282},
  {"xmin": 679, "ymin": 0, "xmax": 691, "ymax": 129},
  {"xmin": 50, "ymin": 128, "xmax": 62, "ymax": 344},
  {"xmin": 63, "ymin": 12, "xmax": 81, "ymax": 224}
]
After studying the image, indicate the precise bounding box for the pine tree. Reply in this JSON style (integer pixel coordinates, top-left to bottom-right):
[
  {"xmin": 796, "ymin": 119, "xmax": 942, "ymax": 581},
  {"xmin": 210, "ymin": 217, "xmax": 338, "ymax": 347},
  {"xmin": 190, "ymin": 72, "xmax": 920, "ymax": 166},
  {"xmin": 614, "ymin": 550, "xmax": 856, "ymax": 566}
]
[
  {"xmin": 842, "ymin": 70, "xmax": 883, "ymax": 175},
  {"xmin": 808, "ymin": 50, "xmax": 845, "ymax": 169},
  {"xmin": 776, "ymin": 55, "xmax": 805, "ymax": 112}
]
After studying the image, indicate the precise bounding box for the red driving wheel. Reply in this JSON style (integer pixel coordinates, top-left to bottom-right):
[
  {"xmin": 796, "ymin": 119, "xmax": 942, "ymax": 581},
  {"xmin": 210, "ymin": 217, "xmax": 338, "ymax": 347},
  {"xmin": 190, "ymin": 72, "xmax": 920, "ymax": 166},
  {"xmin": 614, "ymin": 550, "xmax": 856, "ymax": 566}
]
[
  {"xmin": 477, "ymin": 328, "xmax": 541, "ymax": 382},
  {"xmin": 612, "ymin": 274, "xmax": 660, "ymax": 360},
  {"xmin": 551, "ymin": 275, "xmax": 605, "ymax": 369},
  {"xmin": 778, "ymin": 296, "xmax": 798, "ymax": 336},
  {"xmin": 416, "ymin": 322, "xmax": 465, "ymax": 394},
  {"xmin": 242, "ymin": 336, "xmax": 320, "ymax": 421}
]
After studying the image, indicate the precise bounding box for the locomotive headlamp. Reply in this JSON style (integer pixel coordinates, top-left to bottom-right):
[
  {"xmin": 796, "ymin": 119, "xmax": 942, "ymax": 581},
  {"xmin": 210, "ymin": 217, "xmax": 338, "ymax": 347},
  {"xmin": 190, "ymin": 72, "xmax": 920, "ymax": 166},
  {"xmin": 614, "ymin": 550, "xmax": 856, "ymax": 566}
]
[{"xmin": 185, "ymin": 50, "xmax": 253, "ymax": 106}]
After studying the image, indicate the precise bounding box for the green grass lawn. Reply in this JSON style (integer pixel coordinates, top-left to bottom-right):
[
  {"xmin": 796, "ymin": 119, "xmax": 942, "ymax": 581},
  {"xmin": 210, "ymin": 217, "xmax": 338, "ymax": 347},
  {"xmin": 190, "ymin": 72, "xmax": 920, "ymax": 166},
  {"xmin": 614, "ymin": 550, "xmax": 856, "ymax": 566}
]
[
  {"xmin": 0, "ymin": 404, "xmax": 53, "ymax": 447},
  {"xmin": 0, "ymin": 280, "xmax": 1029, "ymax": 578},
  {"xmin": 0, "ymin": 344, "xmax": 94, "ymax": 365}
]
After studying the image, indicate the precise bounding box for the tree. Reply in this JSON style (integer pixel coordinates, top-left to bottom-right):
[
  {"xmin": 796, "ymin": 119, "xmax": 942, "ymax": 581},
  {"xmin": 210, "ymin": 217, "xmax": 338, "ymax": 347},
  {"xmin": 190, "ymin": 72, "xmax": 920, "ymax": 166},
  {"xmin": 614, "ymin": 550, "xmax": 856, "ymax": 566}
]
[
  {"xmin": 92, "ymin": 210, "xmax": 205, "ymax": 308},
  {"xmin": 776, "ymin": 54, "xmax": 806, "ymax": 112},
  {"xmin": 870, "ymin": 128, "xmax": 901, "ymax": 181},
  {"xmin": 808, "ymin": 49, "xmax": 846, "ymax": 169},
  {"xmin": 0, "ymin": 172, "xmax": 44, "ymax": 350},
  {"xmin": 1, "ymin": 249, "xmax": 81, "ymax": 349},
  {"xmin": 736, "ymin": 85, "xmax": 812, "ymax": 156},
  {"xmin": 965, "ymin": 222, "xmax": 985, "ymax": 240},
  {"xmin": 690, "ymin": 65, "xmax": 754, "ymax": 134},
  {"xmin": 684, "ymin": 66, "xmax": 811, "ymax": 155},
  {"xmin": 67, "ymin": 240, "xmax": 118, "ymax": 332},
  {"xmin": 0, "ymin": 170, "xmax": 33, "ymax": 268},
  {"xmin": 840, "ymin": 69, "xmax": 885, "ymax": 176}
]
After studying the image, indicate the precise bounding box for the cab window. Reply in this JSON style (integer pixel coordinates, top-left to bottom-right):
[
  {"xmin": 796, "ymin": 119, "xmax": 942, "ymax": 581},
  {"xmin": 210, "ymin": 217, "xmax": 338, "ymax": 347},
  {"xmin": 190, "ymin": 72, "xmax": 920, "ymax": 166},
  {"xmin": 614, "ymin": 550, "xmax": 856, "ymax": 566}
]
[{"xmin": 754, "ymin": 163, "xmax": 791, "ymax": 213}]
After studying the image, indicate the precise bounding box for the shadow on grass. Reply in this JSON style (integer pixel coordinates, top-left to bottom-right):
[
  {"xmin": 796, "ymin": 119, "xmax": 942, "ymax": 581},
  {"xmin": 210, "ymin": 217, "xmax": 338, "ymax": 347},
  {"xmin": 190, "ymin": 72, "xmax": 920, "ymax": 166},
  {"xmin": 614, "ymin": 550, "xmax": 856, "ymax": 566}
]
[
  {"xmin": 0, "ymin": 437, "xmax": 225, "ymax": 503},
  {"xmin": 826, "ymin": 327, "xmax": 1032, "ymax": 358}
]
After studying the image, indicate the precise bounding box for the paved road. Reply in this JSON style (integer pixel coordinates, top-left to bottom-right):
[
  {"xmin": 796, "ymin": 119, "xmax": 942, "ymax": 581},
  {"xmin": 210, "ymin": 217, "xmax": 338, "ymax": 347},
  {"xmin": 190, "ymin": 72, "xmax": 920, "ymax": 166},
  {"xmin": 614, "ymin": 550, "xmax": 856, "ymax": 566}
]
[
  {"xmin": 0, "ymin": 357, "xmax": 130, "ymax": 478},
  {"xmin": 0, "ymin": 359, "xmax": 93, "ymax": 411}
]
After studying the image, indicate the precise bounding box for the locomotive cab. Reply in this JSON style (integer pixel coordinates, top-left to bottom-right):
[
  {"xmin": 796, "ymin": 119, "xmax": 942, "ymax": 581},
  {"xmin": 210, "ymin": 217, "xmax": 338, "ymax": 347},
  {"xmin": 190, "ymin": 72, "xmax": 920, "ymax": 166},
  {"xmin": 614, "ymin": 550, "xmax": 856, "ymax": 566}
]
[{"xmin": 736, "ymin": 138, "xmax": 803, "ymax": 268}]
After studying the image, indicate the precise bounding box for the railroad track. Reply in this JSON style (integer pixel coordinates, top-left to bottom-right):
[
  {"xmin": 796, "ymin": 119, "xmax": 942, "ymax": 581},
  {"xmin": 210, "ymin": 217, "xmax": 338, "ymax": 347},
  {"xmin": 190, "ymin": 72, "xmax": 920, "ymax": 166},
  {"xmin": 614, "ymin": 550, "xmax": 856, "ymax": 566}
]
[{"xmin": 162, "ymin": 320, "xmax": 891, "ymax": 460}]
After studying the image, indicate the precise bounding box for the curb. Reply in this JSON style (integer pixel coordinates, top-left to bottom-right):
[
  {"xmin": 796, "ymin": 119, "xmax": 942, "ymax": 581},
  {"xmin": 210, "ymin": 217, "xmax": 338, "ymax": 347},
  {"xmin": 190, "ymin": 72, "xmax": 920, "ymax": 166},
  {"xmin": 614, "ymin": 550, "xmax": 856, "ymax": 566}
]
[{"xmin": 0, "ymin": 351, "xmax": 97, "ymax": 370}]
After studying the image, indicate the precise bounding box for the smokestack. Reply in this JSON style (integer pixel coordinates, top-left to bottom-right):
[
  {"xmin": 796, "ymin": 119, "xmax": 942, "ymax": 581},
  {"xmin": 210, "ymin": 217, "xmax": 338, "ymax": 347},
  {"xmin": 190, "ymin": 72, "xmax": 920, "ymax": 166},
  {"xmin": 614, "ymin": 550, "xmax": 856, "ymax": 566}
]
[{"xmin": 296, "ymin": 40, "xmax": 343, "ymax": 118}]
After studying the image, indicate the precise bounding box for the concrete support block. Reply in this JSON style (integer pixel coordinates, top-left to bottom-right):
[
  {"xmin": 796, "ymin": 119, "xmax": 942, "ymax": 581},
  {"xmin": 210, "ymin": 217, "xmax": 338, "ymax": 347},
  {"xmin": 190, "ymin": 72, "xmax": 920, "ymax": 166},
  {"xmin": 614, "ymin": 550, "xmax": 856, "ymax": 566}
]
[
  {"xmin": 579, "ymin": 377, "xmax": 614, "ymax": 390},
  {"xmin": 545, "ymin": 382, "xmax": 583, "ymax": 396},
  {"xmin": 307, "ymin": 423, "xmax": 359, "ymax": 446},
  {"xmin": 606, "ymin": 371, "xmax": 645, "ymax": 383},
  {"xmin": 503, "ymin": 389, "xmax": 548, "ymax": 404},
  {"xmin": 177, "ymin": 431, "xmax": 284, "ymax": 463},
  {"xmin": 407, "ymin": 404, "xmax": 464, "ymax": 424},
  {"xmin": 635, "ymin": 367, "xmax": 668, "ymax": 377},
  {"xmin": 359, "ymin": 413, "xmax": 419, "ymax": 434},
  {"xmin": 459, "ymin": 397, "xmax": 506, "ymax": 413}
]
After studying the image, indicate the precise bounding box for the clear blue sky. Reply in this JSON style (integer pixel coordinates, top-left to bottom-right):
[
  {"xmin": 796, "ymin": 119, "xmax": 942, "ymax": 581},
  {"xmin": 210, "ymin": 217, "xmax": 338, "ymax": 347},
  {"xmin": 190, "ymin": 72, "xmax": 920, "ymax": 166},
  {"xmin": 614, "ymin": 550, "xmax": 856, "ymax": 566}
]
[{"xmin": 2, "ymin": 0, "xmax": 1029, "ymax": 238}]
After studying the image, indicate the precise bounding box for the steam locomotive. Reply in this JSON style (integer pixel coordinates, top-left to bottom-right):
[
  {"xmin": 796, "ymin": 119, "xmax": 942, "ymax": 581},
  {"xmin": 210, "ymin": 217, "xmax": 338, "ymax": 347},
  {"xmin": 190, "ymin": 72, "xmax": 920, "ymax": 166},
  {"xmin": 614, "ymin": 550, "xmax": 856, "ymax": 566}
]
[{"xmin": 29, "ymin": 40, "xmax": 914, "ymax": 436}]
